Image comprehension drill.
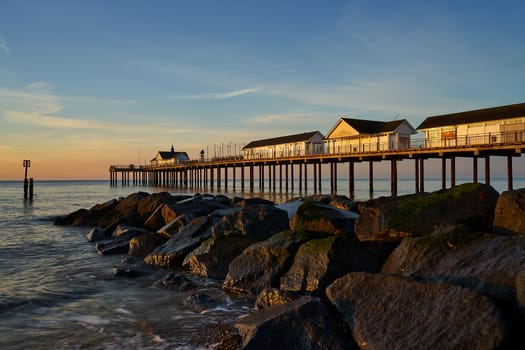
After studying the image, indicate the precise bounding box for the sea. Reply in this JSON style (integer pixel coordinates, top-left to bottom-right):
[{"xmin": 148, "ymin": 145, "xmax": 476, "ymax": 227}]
[{"xmin": 0, "ymin": 178, "xmax": 522, "ymax": 349}]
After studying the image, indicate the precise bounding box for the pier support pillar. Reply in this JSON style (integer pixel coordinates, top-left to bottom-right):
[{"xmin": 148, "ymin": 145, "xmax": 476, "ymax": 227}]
[
  {"xmin": 485, "ymin": 156, "xmax": 491, "ymax": 185},
  {"xmin": 318, "ymin": 162, "xmax": 322, "ymax": 193},
  {"xmin": 415, "ymin": 159, "xmax": 420, "ymax": 193},
  {"xmin": 249, "ymin": 165, "xmax": 254, "ymax": 192},
  {"xmin": 507, "ymin": 155, "xmax": 513, "ymax": 191},
  {"xmin": 349, "ymin": 161, "xmax": 355, "ymax": 199},
  {"xmin": 391, "ymin": 159, "xmax": 397, "ymax": 196},
  {"xmin": 279, "ymin": 164, "xmax": 283, "ymax": 193},
  {"xmin": 241, "ymin": 165, "xmax": 245, "ymax": 192},
  {"xmin": 313, "ymin": 163, "xmax": 318, "ymax": 194},
  {"xmin": 299, "ymin": 163, "xmax": 303, "ymax": 194},
  {"xmin": 441, "ymin": 157, "xmax": 447, "ymax": 190},
  {"xmin": 304, "ymin": 163, "xmax": 308, "ymax": 194},
  {"xmin": 450, "ymin": 156, "xmax": 456, "ymax": 188},
  {"xmin": 273, "ymin": 164, "xmax": 276, "ymax": 193},
  {"xmin": 368, "ymin": 160, "xmax": 373, "ymax": 195},
  {"xmin": 473, "ymin": 156, "xmax": 478, "ymax": 184}
]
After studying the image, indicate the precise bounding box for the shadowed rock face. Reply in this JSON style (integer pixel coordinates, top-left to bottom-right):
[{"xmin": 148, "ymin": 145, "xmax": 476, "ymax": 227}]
[
  {"xmin": 326, "ymin": 272, "xmax": 508, "ymax": 350},
  {"xmin": 223, "ymin": 230, "xmax": 312, "ymax": 296},
  {"xmin": 355, "ymin": 183, "xmax": 499, "ymax": 241},
  {"xmin": 291, "ymin": 200, "xmax": 358, "ymax": 236},
  {"xmin": 235, "ymin": 296, "xmax": 356, "ymax": 350},
  {"xmin": 493, "ymin": 189, "xmax": 525, "ymax": 235},
  {"xmin": 381, "ymin": 229, "xmax": 525, "ymax": 306}
]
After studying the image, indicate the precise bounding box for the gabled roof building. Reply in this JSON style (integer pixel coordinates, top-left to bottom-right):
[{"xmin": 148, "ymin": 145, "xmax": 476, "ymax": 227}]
[
  {"xmin": 151, "ymin": 145, "xmax": 190, "ymax": 166},
  {"xmin": 325, "ymin": 117, "xmax": 417, "ymax": 153},
  {"xmin": 417, "ymin": 103, "xmax": 525, "ymax": 147},
  {"xmin": 242, "ymin": 131, "xmax": 324, "ymax": 159}
]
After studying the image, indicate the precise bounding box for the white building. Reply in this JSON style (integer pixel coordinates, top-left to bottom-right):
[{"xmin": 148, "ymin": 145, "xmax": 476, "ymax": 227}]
[
  {"xmin": 242, "ymin": 131, "xmax": 324, "ymax": 159},
  {"xmin": 417, "ymin": 103, "xmax": 525, "ymax": 148},
  {"xmin": 325, "ymin": 117, "xmax": 417, "ymax": 154},
  {"xmin": 150, "ymin": 145, "xmax": 190, "ymax": 166}
]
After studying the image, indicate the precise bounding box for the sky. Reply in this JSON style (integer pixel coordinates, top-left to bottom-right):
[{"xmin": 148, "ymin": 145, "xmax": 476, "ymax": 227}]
[{"xmin": 1, "ymin": 0, "xmax": 524, "ymax": 180}]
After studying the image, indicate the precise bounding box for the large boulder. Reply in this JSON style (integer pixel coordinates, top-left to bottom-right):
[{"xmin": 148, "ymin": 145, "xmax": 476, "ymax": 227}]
[
  {"xmin": 182, "ymin": 205, "xmax": 290, "ymax": 280},
  {"xmin": 280, "ymin": 236, "xmax": 396, "ymax": 294},
  {"xmin": 95, "ymin": 225, "xmax": 150, "ymax": 256},
  {"xmin": 128, "ymin": 232, "xmax": 168, "ymax": 258},
  {"xmin": 493, "ymin": 188, "xmax": 525, "ymax": 235},
  {"xmin": 235, "ymin": 296, "xmax": 355, "ymax": 350},
  {"xmin": 381, "ymin": 228, "xmax": 525, "ymax": 306},
  {"xmin": 157, "ymin": 212, "xmax": 196, "ymax": 237},
  {"xmin": 326, "ymin": 272, "xmax": 508, "ymax": 350},
  {"xmin": 223, "ymin": 230, "xmax": 312, "ymax": 296},
  {"xmin": 355, "ymin": 183, "xmax": 499, "ymax": 241},
  {"xmin": 144, "ymin": 216, "xmax": 216, "ymax": 268},
  {"xmin": 255, "ymin": 288, "xmax": 294, "ymax": 310},
  {"xmin": 291, "ymin": 200, "xmax": 358, "ymax": 236},
  {"xmin": 55, "ymin": 198, "xmax": 118, "ymax": 226}
]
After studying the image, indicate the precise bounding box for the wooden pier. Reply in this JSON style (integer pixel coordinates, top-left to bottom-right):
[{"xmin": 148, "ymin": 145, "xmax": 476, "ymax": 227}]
[{"xmin": 110, "ymin": 140, "xmax": 524, "ymax": 198}]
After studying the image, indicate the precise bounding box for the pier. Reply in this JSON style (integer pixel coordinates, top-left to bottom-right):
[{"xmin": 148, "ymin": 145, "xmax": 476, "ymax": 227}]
[{"xmin": 109, "ymin": 136, "xmax": 524, "ymax": 198}]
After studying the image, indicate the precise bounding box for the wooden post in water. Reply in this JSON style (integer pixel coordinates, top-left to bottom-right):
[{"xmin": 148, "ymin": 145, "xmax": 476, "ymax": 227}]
[
  {"xmin": 318, "ymin": 162, "xmax": 322, "ymax": 193},
  {"xmin": 450, "ymin": 156, "xmax": 456, "ymax": 187},
  {"xmin": 313, "ymin": 163, "xmax": 318, "ymax": 194},
  {"xmin": 304, "ymin": 163, "xmax": 307, "ymax": 194},
  {"xmin": 29, "ymin": 178, "xmax": 34, "ymax": 200},
  {"xmin": 441, "ymin": 157, "xmax": 447, "ymax": 190},
  {"xmin": 419, "ymin": 158, "xmax": 425, "ymax": 192},
  {"xmin": 299, "ymin": 162, "xmax": 303, "ymax": 194},
  {"xmin": 23, "ymin": 160, "xmax": 30, "ymax": 199},
  {"xmin": 290, "ymin": 163, "xmax": 294, "ymax": 193},
  {"xmin": 391, "ymin": 158, "xmax": 397, "ymax": 196},
  {"xmin": 415, "ymin": 159, "xmax": 420, "ymax": 193},
  {"xmin": 368, "ymin": 160, "xmax": 373, "ymax": 195},
  {"xmin": 349, "ymin": 160, "xmax": 355, "ymax": 199}
]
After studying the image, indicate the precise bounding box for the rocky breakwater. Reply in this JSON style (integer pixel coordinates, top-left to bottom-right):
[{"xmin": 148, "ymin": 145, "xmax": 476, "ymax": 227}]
[{"xmin": 55, "ymin": 183, "xmax": 525, "ymax": 349}]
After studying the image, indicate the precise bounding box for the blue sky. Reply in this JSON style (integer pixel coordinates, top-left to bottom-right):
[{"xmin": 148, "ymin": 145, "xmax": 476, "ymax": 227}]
[{"xmin": 0, "ymin": 0, "xmax": 524, "ymax": 179}]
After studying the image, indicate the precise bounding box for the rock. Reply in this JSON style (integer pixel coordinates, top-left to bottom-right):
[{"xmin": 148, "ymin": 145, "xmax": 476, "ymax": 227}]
[
  {"xmin": 157, "ymin": 212, "xmax": 195, "ymax": 237},
  {"xmin": 326, "ymin": 272, "xmax": 508, "ymax": 350},
  {"xmin": 153, "ymin": 272, "xmax": 200, "ymax": 292},
  {"xmin": 291, "ymin": 200, "xmax": 358, "ymax": 236},
  {"xmin": 381, "ymin": 228, "xmax": 525, "ymax": 306},
  {"xmin": 144, "ymin": 216, "xmax": 216, "ymax": 268},
  {"xmin": 183, "ymin": 235, "xmax": 257, "ymax": 280},
  {"xmin": 235, "ymin": 296, "xmax": 354, "ymax": 350},
  {"xmin": 307, "ymin": 194, "xmax": 357, "ymax": 212},
  {"xmin": 355, "ymin": 183, "xmax": 499, "ymax": 241},
  {"xmin": 223, "ymin": 230, "xmax": 312, "ymax": 296},
  {"xmin": 518, "ymin": 271, "xmax": 525, "ymax": 316},
  {"xmin": 136, "ymin": 192, "xmax": 177, "ymax": 224},
  {"xmin": 183, "ymin": 205, "xmax": 290, "ymax": 280},
  {"xmin": 280, "ymin": 236, "xmax": 396, "ymax": 294},
  {"xmin": 238, "ymin": 197, "xmax": 274, "ymax": 206},
  {"xmin": 113, "ymin": 266, "xmax": 144, "ymax": 278},
  {"xmin": 493, "ymin": 188, "xmax": 525, "ymax": 235},
  {"xmin": 255, "ymin": 288, "xmax": 294, "ymax": 309},
  {"xmin": 128, "ymin": 232, "xmax": 168, "ymax": 258},
  {"xmin": 182, "ymin": 293, "xmax": 220, "ymax": 313},
  {"xmin": 211, "ymin": 204, "xmax": 289, "ymax": 239},
  {"xmin": 86, "ymin": 226, "xmax": 106, "ymax": 242},
  {"xmin": 96, "ymin": 225, "xmax": 150, "ymax": 256},
  {"xmin": 54, "ymin": 208, "xmax": 88, "ymax": 225},
  {"xmin": 142, "ymin": 204, "xmax": 167, "ymax": 232},
  {"xmin": 275, "ymin": 199, "xmax": 304, "ymax": 219}
]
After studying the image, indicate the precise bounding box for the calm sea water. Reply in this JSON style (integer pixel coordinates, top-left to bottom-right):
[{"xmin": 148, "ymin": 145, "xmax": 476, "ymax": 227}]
[{"xmin": 0, "ymin": 178, "xmax": 522, "ymax": 349}]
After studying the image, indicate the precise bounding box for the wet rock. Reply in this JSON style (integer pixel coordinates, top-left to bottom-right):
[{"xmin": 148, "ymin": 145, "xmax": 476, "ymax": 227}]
[
  {"xmin": 355, "ymin": 183, "xmax": 499, "ymax": 241},
  {"xmin": 275, "ymin": 199, "xmax": 304, "ymax": 219},
  {"xmin": 326, "ymin": 272, "xmax": 508, "ymax": 350},
  {"xmin": 235, "ymin": 296, "xmax": 354, "ymax": 350},
  {"xmin": 182, "ymin": 293, "xmax": 220, "ymax": 313},
  {"xmin": 113, "ymin": 266, "xmax": 144, "ymax": 278},
  {"xmin": 255, "ymin": 288, "xmax": 294, "ymax": 310},
  {"xmin": 493, "ymin": 188, "xmax": 525, "ymax": 235},
  {"xmin": 211, "ymin": 204, "xmax": 289, "ymax": 239},
  {"xmin": 238, "ymin": 197, "xmax": 274, "ymax": 206},
  {"xmin": 96, "ymin": 225, "xmax": 150, "ymax": 256},
  {"xmin": 153, "ymin": 272, "xmax": 200, "ymax": 292},
  {"xmin": 142, "ymin": 204, "xmax": 167, "ymax": 232},
  {"xmin": 280, "ymin": 236, "xmax": 395, "ymax": 294},
  {"xmin": 86, "ymin": 226, "xmax": 106, "ymax": 242},
  {"xmin": 183, "ymin": 205, "xmax": 290, "ymax": 280},
  {"xmin": 518, "ymin": 271, "xmax": 525, "ymax": 317},
  {"xmin": 381, "ymin": 228, "xmax": 525, "ymax": 306},
  {"xmin": 144, "ymin": 216, "xmax": 216, "ymax": 268},
  {"xmin": 223, "ymin": 230, "xmax": 312, "ymax": 296},
  {"xmin": 307, "ymin": 194, "xmax": 357, "ymax": 212},
  {"xmin": 128, "ymin": 232, "xmax": 168, "ymax": 258},
  {"xmin": 157, "ymin": 212, "xmax": 195, "ymax": 237},
  {"xmin": 291, "ymin": 200, "xmax": 358, "ymax": 236}
]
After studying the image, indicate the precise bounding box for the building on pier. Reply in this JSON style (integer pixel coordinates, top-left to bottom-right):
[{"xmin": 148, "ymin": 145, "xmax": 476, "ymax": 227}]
[
  {"xmin": 242, "ymin": 131, "xmax": 324, "ymax": 159},
  {"xmin": 325, "ymin": 117, "xmax": 417, "ymax": 154},
  {"xmin": 150, "ymin": 145, "xmax": 190, "ymax": 166},
  {"xmin": 417, "ymin": 103, "xmax": 525, "ymax": 148}
]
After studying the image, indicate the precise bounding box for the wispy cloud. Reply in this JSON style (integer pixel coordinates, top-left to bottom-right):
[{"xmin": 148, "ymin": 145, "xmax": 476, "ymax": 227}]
[
  {"xmin": 174, "ymin": 87, "xmax": 260, "ymax": 101},
  {"xmin": 0, "ymin": 35, "xmax": 10, "ymax": 55}
]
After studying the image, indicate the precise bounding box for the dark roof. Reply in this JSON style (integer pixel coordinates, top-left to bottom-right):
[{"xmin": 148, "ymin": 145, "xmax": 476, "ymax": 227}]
[
  {"xmin": 151, "ymin": 151, "xmax": 189, "ymax": 161},
  {"xmin": 341, "ymin": 118, "xmax": 407, "ymax": 134},
  {"xmin": 417, "ymin": 103, "xmax": 525, "ymax": 130},
  {"xmin": 243, "ymin": 131, "xmax": 323, "ymax": 149}
]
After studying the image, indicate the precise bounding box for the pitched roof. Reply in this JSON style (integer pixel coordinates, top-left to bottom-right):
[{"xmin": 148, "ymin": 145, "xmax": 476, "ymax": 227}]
[
  {"xmin": 151, "ymin": 151, "xmax": 189, "ymax": 161},
  {"xmin": 243, "ymin": 131, "xmax": 323, "ymax": 149},
  {"xmin": 417, "ymin": 103, "xmax": 525, "ymax": 130},
  {"xmin": 327, "ymin": 118, "xmax": 413, "ymax": 137}
]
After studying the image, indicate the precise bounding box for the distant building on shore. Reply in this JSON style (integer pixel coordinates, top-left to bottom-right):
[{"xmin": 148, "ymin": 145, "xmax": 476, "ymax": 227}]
[
  {"xmin": 417, "ymin": 103, "xmax": 525, "ymax": 148},
  {"xmin": 242, "ymin": 131, "xmax": 325, "ymax": 159},
  {"xmin": 325, "ymin": 117, "xmax": 417, "ymax": 154},
  {"xmin": 150, "ymin": 145, "xmax": 190, "ymax": 166}
]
